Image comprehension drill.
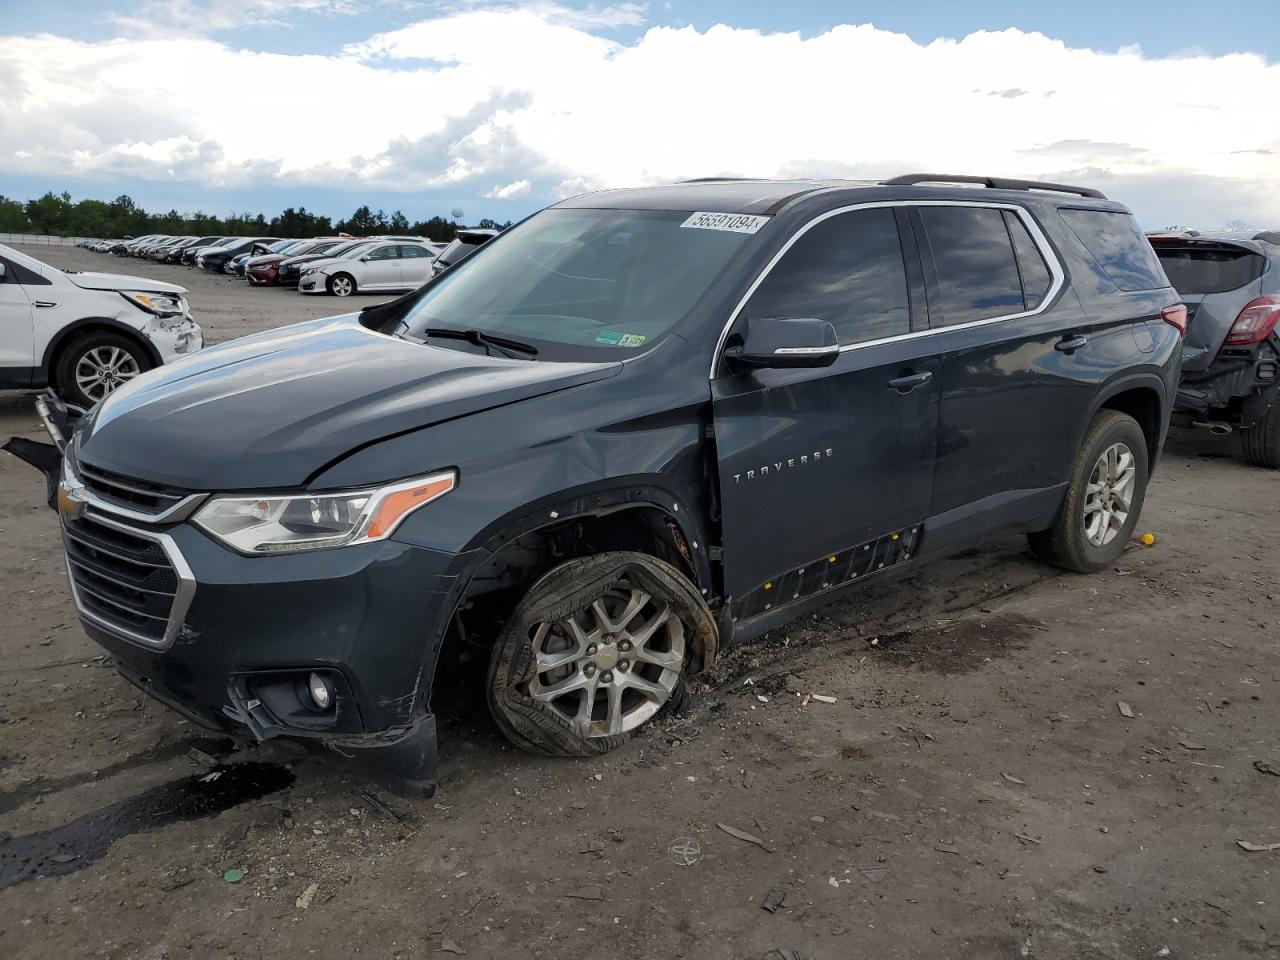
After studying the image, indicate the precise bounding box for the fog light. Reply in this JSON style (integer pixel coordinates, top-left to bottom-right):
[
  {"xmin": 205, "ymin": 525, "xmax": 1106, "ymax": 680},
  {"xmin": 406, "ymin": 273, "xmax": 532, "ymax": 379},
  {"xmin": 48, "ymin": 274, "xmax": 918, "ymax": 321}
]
[{"xmin": 307, "ymin": 672, "xmax": 333, "ymax": 710}]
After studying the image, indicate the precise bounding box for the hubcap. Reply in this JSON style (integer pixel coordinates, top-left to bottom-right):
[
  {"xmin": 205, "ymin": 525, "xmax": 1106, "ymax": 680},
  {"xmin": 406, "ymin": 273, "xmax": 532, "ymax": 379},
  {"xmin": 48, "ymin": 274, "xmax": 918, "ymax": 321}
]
[
  {"xmin": 332, "ymin": 277, "xmax": 352, "ymax": 296},
  {"xmin": 75, "ymin": 346, "xmax": 140, "ymax": 403},
  {"xmin": 525, "ymin": 580, "xmax": 685, "ymax": 738},
  {"xmin": 1083, "ymin": 441, "xmax": 1136, "ymax": 547}
]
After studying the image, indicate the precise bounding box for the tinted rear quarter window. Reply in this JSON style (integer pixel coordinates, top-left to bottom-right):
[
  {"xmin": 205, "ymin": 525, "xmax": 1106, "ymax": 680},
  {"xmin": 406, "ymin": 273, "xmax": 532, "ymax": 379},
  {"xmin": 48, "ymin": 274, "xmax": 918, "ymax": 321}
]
[
  {"xmin": 919, "ymin": 206, "xmax": 1024, "ymax": 326},
  {"xmin": 745, "ymin": 207, "xmax": 910, "ymax": 345},
  {"xmin": 1150, "ymin": 243, "xmax": 1266, "ymax": 295},
  {"xmin": 1060, "ymin": 208, "xmax": 1168, "ymax": 291},
  {"xmin": 1003, "ymin": 210, "xmax": 1052, "ymax": 309}
]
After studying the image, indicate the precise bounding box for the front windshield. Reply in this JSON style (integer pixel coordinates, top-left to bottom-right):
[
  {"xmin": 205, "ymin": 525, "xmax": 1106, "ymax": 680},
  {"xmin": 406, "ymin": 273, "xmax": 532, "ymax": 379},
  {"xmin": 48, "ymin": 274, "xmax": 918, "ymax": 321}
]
[{"xmin": 396, "ymin": 208, "xmax": 753, "ymax": 361}]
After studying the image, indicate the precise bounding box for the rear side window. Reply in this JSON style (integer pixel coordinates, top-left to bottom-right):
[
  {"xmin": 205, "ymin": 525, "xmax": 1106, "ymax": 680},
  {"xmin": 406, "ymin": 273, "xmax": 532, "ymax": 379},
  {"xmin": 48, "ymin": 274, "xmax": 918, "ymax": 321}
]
[
  {"xmin": 1150, "ymin": 243, "xmax": 1266, "ymax": 295},
  {"xmin": 1060, "ymin": 208, "xmax": 1168, "ymax": 291},
  {"xmin": 1003, "ymin": 211, "xmax": 1052, "ymax": 309},
  {"xmin": 919, "ymin": 206, "xmax": 1024, "ymax": 326},
  {"xmin": 399, "ymin": 245, "xmax": 431, "ymax": 259},
  {"xmin": 745, "ymin": 207, "xmax": 910, "ymax": 346}
]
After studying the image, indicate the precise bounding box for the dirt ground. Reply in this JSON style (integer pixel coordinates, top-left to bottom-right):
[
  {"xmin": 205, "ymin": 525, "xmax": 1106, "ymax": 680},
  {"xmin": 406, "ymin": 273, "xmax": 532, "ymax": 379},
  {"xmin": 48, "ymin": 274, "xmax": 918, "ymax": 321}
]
[{"xmin": 1, "ymin": 245, "xmax": 1278, "ymax": 960}]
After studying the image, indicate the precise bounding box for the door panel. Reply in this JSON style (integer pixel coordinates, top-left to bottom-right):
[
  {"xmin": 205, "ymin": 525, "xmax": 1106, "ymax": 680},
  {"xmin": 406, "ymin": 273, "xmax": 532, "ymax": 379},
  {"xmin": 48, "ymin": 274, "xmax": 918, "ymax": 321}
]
[
  {"xmin": 713, "ymin": 339, "xmax": 941, "ymax": 602},
  {"xmin": 361, "ymin": 245, "xmax": 402, "ymax": 288},
  {"xmin": 0, "ymin": 276, "xmax": 35, "ymax": 370}
]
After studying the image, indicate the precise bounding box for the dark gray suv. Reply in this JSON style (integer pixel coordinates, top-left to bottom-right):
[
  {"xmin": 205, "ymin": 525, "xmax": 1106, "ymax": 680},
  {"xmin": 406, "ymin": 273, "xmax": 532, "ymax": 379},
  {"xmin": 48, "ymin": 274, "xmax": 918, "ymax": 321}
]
[
  {"xmin": 1148, "ymin": 231, "xmax": 1280, "ymax": 466},
  {"xmin": 15, "ymin": 173, "xmax": 1184, "ymax": 793}
]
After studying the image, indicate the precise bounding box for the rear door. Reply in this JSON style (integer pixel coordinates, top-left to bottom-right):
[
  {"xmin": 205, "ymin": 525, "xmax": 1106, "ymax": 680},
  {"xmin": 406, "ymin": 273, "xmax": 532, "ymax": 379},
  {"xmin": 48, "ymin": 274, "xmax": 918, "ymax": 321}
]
[
  {"xmin": 915, "ymin": 203, "xmax": 1097, "ymax": 543},
  {"xmin": 396, "ymin": 244, "xmax": 435, "ymax": 288},
  {"xmin": 712, "ymin": 206, "xmax": 939, "ymax": 618}
]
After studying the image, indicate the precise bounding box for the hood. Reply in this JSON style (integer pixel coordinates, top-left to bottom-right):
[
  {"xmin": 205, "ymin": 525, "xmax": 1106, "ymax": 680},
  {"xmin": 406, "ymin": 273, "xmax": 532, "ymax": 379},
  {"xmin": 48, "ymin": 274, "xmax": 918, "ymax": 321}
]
[
  {"xmin": 247, "ymin": 255, "xmax": 284, "ymax": 268},
  {"xmin": 69, "ymin": 272, "xmax": 187, "ymax": 295},
  {"xmin": 79, "ymin": 316, "xmax": 620, "ymax": 490},
  {"xmin": 280, "ymin": 252, "xmax": 332, "ymax": 268}
]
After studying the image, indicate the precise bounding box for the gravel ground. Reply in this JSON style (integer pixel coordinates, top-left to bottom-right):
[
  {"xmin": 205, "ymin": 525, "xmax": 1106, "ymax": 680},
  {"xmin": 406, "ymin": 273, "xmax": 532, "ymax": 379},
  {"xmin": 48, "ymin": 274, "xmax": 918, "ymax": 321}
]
[{"xmin": 0, "ymin": 245, "xmax": 1278, "ymax": 959}]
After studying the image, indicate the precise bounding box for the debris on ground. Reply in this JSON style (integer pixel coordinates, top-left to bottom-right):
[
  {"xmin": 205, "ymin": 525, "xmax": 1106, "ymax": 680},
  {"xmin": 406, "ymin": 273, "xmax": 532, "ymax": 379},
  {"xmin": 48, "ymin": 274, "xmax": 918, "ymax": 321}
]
[
  {"xmin": 1253, "ymin": 760, "xmax": 1278, "ymax": 777},
  {"xmin": 1001, "ymin": 772, "xmax": 1026, "ymax": 785},
  {"xmin": 566, "ymin": 884, "xmax": 606, "ymax": 901},
  {"xmin": 188, "ymin": 747, "xmax": 218, "ymax": 767},
  {"xmin": 717, "ymin": 822, "xmax": 772, "ymax": 852},
  {"xmin": 439, "ymin": 936, "xmax": 466, "ymax": 955},
  {"xmin": 223, "ymin": 869, "xmax": 243, "ymax": 884},
  {"xmin": 810, "ymin": 694, "xmax": 837, "ymax": 704},
  {"xmin": 1179, "ymin": 739, "xmax": 1206, "ymax": 751},
  {"xmin": 1236, "ymin": 839, "xmax": 1280, "ymax": 852},
  {"xmin": 762, "ymin": 887, "xmax": 786, "ymax": 912},
  {"xmin": 1118, "ymin": 702, "xmax": 1135, "ymax": 718},
  {"xmin": 295, "ymin": 882, "xmax": 318, "ymax": 909}
]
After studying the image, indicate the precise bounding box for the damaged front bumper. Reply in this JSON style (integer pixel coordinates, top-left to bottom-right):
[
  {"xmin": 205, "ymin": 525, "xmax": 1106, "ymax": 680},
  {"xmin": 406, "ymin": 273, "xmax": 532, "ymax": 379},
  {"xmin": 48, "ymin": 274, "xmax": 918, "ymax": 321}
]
[{"xmin": 4, "ymin": 393, "xmax": 453, "ymax": 795}]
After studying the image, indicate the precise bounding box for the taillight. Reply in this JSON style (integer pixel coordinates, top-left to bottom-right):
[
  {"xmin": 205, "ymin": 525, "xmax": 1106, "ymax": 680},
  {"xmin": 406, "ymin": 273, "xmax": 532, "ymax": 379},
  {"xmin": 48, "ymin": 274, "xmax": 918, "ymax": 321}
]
[
  {"xmin": 1161, "ymin": 303, "xmax": 1188, "ymax": 336},
  {"xmin": 1224, "ymin": 296, "xmax": 1280, "ymax": 346}
]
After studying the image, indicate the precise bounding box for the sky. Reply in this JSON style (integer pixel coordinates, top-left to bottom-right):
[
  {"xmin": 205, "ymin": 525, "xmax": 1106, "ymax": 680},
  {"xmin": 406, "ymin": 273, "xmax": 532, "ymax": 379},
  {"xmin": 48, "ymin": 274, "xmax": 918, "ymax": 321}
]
[{"xmin": 1, "ymin": 0, "xmax": 1278, "ymax": 229}]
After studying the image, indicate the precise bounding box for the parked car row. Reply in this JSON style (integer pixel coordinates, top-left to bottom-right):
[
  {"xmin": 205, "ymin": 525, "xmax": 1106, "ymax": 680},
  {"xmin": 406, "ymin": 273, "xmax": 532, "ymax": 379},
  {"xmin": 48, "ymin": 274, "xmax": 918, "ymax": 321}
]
[{"xmin": 77, "ymin": 229, "xmax": 498, "ymax": 298}]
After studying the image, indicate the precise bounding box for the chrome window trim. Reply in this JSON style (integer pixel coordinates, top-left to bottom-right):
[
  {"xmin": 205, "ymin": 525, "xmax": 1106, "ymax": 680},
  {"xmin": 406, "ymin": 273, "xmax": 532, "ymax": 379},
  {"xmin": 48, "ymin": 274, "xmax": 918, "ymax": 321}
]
[
  {"xmin": 708, "ymin": 199, "xmax": 1067, "ymax": 379},
  {"xmin": 62, "ymin": 509, "xmax": 196, "ymax": 652}
]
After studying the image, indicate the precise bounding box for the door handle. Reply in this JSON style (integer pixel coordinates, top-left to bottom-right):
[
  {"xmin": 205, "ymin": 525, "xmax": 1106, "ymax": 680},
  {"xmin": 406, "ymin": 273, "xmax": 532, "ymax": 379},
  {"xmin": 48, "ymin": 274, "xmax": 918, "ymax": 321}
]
[
  {"xmin": 886, "ymin": 370, "xmax": 933, "ymax": 393},
  {"xmin": 1055, "ymin": 335, "xmax": 1088, "ymax": 353}
]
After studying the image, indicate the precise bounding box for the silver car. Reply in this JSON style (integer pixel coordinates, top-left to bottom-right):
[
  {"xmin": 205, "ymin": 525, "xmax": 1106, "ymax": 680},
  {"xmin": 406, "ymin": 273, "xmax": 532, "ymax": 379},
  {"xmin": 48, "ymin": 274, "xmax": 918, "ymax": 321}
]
[
  {"xmin": 298, "ymin": 240, "xmax": 442, "ymax": 297},
  {"xmin": 1150, "ymin": 230, "xmax": 1280, "ymax": 467}
]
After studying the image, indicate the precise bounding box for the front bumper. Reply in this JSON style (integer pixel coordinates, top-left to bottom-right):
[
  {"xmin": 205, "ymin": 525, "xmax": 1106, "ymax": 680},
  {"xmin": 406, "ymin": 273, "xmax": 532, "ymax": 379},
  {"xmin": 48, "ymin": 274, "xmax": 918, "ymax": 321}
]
[{"xmin": 299, "ymin": 273, "xmax": 325, "ymax": 293}]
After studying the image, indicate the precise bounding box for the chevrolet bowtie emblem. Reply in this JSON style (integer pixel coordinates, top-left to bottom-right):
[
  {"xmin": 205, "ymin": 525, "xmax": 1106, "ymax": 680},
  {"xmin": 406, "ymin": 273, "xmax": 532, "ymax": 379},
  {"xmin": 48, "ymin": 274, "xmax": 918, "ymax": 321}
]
[{"xmin": 56, "ymin": 484, "xmax": 86, "ymax": 520}]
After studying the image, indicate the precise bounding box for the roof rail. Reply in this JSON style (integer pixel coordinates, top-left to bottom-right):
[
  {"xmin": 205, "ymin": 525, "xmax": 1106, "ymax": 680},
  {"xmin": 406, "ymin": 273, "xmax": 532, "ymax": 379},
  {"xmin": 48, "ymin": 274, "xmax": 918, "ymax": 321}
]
[{"xmin": 882, "ymin": 173, "xmax": 1106, "ymax": 200}]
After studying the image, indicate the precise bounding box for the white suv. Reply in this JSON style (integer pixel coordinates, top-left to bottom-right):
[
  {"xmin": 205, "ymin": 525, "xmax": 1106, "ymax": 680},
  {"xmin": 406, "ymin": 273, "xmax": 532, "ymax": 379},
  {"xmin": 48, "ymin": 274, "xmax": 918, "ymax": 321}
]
[
  {"xmin": 0, "ymin": 243, "xmax": 203, "ymax": 407},
  {"xmin": 299, "ymin": 240, "xmax": 442, "ymax": 297}
]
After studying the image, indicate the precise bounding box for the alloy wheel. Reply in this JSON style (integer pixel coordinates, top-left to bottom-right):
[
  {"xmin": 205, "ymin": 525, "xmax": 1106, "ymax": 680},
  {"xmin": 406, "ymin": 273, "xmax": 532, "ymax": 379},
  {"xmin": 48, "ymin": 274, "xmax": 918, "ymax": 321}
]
[
  {"xmin": 525, "ymin": 581, "xmax": 684, "ymax": 738},
  {"xmin": 74, "ymin": 346, "xmax": 141, "ymax": 403},
  {"xmin": 1082, "ymin": 441, "xmax": 1136, "ymax": 547},
  {"xmin": 331, "ymin": 276, "xmax": 353, "ymax": 297}
]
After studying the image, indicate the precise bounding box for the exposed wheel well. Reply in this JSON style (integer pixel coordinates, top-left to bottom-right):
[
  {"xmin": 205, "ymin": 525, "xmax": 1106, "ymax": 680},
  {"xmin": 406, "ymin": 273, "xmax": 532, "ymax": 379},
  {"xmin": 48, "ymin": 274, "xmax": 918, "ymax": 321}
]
[
  {"xmin": 1099, "ymin": 386, "xmax": 1162, "ymax": 465},
  {"xmin": 428, "ymin": 505, "xmax": 698, "ymax": 720}
]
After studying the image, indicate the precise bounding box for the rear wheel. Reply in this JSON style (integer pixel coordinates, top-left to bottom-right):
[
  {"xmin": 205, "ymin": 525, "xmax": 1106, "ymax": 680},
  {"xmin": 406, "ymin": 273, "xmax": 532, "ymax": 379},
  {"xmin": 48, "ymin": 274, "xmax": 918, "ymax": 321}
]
[
  {"xmin": 327, "ymin": 273, "xmax": 355, "ymax": 297},
  {"xmin": 54, "ymin": 332, "xmax": 153, "ymax": 408},
  {"xmin": 1028, "ymin": 410, "xmax": 1149, "ymax": 573},
  {"xmin": 486, "ymin": 551, "xmax": 714, "ymax": 757},
  {"xmin": 1241, "ymin": 394, "xmax": 1280, "ymax": 468}
]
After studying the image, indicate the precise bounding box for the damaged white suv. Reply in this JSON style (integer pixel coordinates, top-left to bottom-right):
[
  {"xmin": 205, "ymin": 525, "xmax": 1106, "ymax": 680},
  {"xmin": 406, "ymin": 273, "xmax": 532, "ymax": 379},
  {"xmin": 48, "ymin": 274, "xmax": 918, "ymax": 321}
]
[{"xmin": 0, "ymin": 242, "xmax": 203, "ymax": 407}]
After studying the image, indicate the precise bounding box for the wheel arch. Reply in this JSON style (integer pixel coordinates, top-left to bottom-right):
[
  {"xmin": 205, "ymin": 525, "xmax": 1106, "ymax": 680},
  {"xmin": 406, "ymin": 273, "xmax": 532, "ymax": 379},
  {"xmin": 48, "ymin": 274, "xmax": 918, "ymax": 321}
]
[
  {"xmin": 1089, "ymin": 374, "xmax": 1168, "ymax": 469},
  {"xmin": 423, "ymin": 483, "xmax": 716, "ymax": 718},
  {"xmin": 42, "ymin": 317, "xmax": 162, "ymax": 388}
]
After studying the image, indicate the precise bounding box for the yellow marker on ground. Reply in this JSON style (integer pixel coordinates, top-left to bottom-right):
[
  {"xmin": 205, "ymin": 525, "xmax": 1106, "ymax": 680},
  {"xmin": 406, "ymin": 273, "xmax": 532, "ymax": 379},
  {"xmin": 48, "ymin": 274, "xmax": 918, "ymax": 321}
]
[{"xmin": 1141, "ymin": 533, "xmax": 1156, "ymax": 546}]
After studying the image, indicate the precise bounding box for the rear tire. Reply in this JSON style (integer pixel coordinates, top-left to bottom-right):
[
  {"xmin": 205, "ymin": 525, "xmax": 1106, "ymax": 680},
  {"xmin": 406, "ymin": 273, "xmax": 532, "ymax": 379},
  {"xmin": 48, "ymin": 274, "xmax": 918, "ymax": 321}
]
[
  {"xmin": 54, "ymin": 332, "xmax": 153, "ymax": 408},
  {"xmin": 1241, "ymin": 394, "xmax": 1280, "ymax": 468},
  {"xmin": 327, "ymin": 273, "xmax": 356, "ymax": 297},
  {"xmin": 486, "ymin": 551, "xmax": 713, "ymax": 758},
  {"xmin": 1028, "ymin": 410, "xmax": 1149, "ymax": 573}
]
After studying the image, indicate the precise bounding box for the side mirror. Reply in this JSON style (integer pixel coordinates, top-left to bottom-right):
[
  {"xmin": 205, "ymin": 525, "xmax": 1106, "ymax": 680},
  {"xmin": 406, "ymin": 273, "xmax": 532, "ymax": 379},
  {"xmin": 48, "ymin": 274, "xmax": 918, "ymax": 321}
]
[
  {"xmin": 0, "ymin": 263, "xmax": 7, "ymax": 282},
  {"xmin": 724, "ymin": 317, "xmax": 840, "ymax": 370}
]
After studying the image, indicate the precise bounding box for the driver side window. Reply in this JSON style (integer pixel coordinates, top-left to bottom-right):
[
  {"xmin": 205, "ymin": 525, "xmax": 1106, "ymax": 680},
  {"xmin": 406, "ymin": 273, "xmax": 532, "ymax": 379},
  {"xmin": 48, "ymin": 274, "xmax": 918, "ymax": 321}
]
[
  {"xmin": 369, "ymin": 245, "xmax": 397, "ymax": 261},
  {"xmin": 745, "ymin": 208, "xmax": 911, "ymax": 346}
]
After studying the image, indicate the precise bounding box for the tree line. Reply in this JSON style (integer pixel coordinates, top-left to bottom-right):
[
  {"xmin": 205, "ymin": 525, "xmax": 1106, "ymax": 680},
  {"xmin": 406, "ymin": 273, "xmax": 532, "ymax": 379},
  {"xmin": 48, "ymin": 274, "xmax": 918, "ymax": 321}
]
[{"xmin": 0, "ymin": 191, "xmax": 510, "ymax": 243}]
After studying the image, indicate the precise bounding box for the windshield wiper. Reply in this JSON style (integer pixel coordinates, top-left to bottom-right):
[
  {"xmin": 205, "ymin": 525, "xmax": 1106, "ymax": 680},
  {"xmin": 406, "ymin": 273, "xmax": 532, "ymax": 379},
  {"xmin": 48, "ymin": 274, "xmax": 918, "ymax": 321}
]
[{"xmin": 422, "ymin": 327, "xmax": 539, "ymax": 359}]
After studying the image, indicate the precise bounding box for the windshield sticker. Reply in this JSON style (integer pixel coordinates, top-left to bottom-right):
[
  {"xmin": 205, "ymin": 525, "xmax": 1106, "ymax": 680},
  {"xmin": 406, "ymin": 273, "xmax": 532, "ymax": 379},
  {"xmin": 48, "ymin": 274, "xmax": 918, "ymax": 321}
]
[
  {"xmin": 681, "ymin": 212, "xmax": 770, "ymax": 235},
  {"xmin": 595, "ymin": 331, "xmax": 647, "ymax": 347}
]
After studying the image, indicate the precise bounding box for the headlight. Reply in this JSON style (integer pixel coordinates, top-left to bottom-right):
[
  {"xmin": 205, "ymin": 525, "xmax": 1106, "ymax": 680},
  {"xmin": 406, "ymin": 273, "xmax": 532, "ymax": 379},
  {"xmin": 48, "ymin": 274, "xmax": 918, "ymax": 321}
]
[
  {"xmin": 121, "ymin": 291, "xmax": 186, "ymax": 316},
  {"xmin": 192, "ymin": 471, "xmax": 456, "ymax": 554},
  {"xmin": 301, "ymin": 267, "xmax": 318, "ymax": 276}
]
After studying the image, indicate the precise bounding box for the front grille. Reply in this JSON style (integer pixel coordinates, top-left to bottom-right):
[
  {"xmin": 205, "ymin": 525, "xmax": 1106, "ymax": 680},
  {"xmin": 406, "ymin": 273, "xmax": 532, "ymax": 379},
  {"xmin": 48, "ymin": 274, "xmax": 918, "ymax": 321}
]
[
  {"xmin": 77, "ymin": 462, "xmax": 195, "ymax": 520},
  {"xmin": 62, "ymin": 513, "xmax": 189, "ymax": 648}
]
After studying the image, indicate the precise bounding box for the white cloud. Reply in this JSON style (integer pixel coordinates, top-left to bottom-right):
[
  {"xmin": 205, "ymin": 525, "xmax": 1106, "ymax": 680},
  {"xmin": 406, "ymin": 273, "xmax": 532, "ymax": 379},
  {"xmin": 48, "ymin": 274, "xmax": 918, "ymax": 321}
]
[
  {"xmin": 485, "ymin": 178, "xmax": 532, "ymax": 199},
  {"xmin": 1, "ymin": 9, "xmax": 1278, "ymax": 225}
]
